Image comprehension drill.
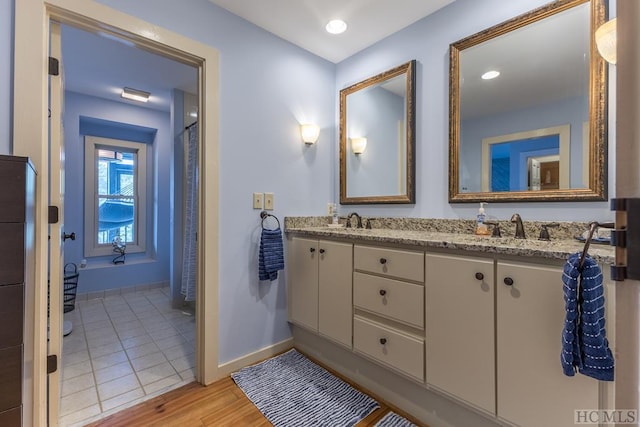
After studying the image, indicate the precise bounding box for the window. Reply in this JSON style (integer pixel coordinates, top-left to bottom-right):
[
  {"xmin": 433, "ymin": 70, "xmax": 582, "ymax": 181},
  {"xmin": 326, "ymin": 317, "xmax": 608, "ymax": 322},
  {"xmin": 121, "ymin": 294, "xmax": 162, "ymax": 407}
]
[{"xmin": 84, "ymin": 136, "xmax": 147, "ymax": 257}]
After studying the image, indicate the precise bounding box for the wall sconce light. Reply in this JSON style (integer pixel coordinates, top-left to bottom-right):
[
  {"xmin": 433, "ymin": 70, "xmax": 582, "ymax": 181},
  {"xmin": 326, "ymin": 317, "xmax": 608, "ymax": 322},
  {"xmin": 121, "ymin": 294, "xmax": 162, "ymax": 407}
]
[
  {"xmin": 595, "ymin": 18, "xmax": 616, "ymax": 64},
  {"xmin": 121, "ymin": 87, "xmax": 150, "ymax": 103},
  {"xmin": 300, "ymin": 124, "xmax": 320, "ymax": 145},
  {"xmin": 350, "ymin": 137, "xmax": 367, "ymax": 155}
]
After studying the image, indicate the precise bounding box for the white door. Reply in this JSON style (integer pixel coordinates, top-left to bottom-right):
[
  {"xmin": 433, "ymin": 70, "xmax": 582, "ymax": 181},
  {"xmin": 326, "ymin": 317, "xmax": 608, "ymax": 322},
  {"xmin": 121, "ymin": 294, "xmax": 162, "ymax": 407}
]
[{"xmin": 48, "ymin": 21, "xmax": 66, "ymax": 427}]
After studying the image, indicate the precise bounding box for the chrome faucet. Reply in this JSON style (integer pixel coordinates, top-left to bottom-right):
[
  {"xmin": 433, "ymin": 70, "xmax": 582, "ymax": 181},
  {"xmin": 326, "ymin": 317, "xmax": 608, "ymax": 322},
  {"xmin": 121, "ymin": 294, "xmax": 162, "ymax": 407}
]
[
  {"xmin": 510, "ymin": 213, "xmax": 526, "ymax": 239},
  {"xmin": 346, "ymin": 212, "xmax": 363, "ymax": 228}
]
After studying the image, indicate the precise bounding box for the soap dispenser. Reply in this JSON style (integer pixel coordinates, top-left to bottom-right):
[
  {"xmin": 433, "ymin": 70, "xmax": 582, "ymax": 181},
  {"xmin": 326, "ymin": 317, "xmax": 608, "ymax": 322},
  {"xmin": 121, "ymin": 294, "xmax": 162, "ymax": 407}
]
[{"xmin": 475, "ymin": 202, "xmax": 490, "ymax": 235}]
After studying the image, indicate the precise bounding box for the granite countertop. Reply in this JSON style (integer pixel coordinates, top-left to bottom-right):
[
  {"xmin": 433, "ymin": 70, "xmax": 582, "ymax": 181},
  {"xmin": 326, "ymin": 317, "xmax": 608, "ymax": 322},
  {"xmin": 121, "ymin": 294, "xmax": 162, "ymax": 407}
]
[{"xmin": 284, "ymin": 218, "xmax": 615, "ymax": 265}]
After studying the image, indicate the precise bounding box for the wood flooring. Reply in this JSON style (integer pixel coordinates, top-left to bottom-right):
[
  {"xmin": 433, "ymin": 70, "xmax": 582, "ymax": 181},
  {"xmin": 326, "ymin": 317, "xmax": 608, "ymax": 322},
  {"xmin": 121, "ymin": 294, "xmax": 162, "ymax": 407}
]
[{"xmin": 87, "ymin": 351, "xmax": 426, "ymax": 427}]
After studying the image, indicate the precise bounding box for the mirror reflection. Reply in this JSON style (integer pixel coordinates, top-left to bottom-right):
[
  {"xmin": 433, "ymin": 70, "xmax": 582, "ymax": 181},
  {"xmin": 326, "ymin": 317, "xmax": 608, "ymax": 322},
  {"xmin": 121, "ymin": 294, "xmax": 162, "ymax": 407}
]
[
  {"xmin": 340, "ymin": 60, "xmax": 416, "ymax": 204},
  {"xmin": 449, "ymin": 0, "xmax": 608, "ymax": 202}
]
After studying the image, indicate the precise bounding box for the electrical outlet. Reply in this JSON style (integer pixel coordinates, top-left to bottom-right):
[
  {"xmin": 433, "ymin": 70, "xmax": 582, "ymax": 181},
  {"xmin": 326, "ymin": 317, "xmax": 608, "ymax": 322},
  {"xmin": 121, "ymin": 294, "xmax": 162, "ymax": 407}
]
[
  {"xmin": 264, "ymin": 192, "xmax": 274, "ymax": 210},
  {"xmin": 253, "ymin": 192, "xmax": 264, "ymax": 209},
  {"xmin": 327, "ymin": 202, "xmax": 334, "ymax": 215}
]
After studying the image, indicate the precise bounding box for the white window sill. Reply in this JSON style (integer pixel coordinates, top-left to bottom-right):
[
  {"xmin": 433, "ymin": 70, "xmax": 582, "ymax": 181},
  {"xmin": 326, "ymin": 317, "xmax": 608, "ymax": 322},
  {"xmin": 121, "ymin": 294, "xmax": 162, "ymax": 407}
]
[{"xmin": 78, "ymin": 257, "xmax": 157, "ymax": 270}]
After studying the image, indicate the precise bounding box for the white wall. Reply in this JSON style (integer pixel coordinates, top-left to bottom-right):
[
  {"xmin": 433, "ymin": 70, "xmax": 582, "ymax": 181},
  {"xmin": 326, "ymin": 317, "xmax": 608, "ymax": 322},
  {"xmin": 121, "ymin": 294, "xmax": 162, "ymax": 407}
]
[{"xmin": 336, "ymin": 0, "xmax": 616, "ymax": 223}]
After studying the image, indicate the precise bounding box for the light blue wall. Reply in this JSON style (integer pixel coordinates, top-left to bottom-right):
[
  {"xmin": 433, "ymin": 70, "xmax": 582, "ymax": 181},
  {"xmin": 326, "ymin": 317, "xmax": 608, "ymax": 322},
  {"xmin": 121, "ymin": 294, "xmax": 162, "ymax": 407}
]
[
  {"xmin": 461, "ymin": 96, "xmax": 587, "ymax": 192},
  {"xmin": 336, "ymin": 0, "xmax": 615, "ymax": 222},
  {"xmin": 0, "ymin": 0, "xmax": 12, "ymax": 154},
  {"xmin": 0, "ymin": 0, "xmax": 616, "ymax": 365},
  {"xmin": 347, "ymin": 86, "xmax": 404, "ymax": 196},
  {"xmin": 63, "ymin": 91, "xmax": 171, "ymax": 293},
  {"xmin": 93, "ymin": 0, "xmax": 336, "ymax": 363}
]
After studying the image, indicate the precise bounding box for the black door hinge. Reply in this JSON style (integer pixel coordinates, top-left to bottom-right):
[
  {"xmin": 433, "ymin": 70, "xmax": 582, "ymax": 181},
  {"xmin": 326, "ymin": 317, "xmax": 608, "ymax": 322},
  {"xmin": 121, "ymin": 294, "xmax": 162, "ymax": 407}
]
[
  {"xmin": 48, "ymin": 57, "xmax": 59, "ymax": 76},
  {"xmin": 610, "ymin": 198, "xmax": 640, "ymax": 281},
  {"xmin": 47, "ymin": 355, "xmax": 57, "ymax": 374},
  {"xmin": 48, "ymin": 206, "xmax": 59, "ymax": 224}
]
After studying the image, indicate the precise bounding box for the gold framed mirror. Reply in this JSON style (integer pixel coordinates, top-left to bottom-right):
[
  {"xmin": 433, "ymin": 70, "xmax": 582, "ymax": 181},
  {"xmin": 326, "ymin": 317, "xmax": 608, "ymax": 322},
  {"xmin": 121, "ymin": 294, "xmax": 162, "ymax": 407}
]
[
  {"xmin": 340, "ymin": 60, "xmax": 416, "ymax": 204},
  {"xmin": 449, "ymin": 0, "xmax": 608, "ymax": 203}
]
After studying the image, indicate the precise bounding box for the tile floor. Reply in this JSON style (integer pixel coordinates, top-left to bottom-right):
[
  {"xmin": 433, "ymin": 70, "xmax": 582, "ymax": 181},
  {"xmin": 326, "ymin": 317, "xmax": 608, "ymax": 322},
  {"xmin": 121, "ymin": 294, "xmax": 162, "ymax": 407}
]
[{"xmin": 59, "ymin": 286, "xmax": 197, "ymax": 427}]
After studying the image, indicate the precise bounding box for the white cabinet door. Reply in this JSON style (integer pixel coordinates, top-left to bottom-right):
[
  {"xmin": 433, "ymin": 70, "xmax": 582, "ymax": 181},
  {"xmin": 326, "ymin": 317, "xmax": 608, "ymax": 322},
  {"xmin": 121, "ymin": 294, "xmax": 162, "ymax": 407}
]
[
  {"xmin": 497, "ymin": 261, "xmax": 599, "ymax": 427},
  {"xmin": 318, "ymin": 240, "xmax": 353, "ymax": 347},
  {"xmin": 288, "ymin": 237, "xmax": 319, "ymax": 331},
  {"xmin": 425, "ymin": 254, "xmax": 495, "ymax": 414}
]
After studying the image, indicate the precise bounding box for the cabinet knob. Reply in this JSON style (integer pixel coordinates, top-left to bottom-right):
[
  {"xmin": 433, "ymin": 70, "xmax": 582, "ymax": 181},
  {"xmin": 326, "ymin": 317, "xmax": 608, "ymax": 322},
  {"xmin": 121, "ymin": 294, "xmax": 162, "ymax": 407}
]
[
  {"xmin": 379, "ymin": 338, "xmax": 387, "ymax": 345},
  {"xmin": 475, "ymin": 272, "xmax": 484, "ymax": 281},
  {"xmin": 503, "ymin": 277, "xmax": 514, "ymax": 286},
  {"xmin": 309, "ymin": 248, "xmax": 316, "ymax": 253},
  {"xmin": 319, "ymin": 248, "xmax": 325, "ymax": 254},
  {"xmin": 379, "ymin": 289, "xmax": 387, "ymax": 296},
  {"xmin": 379, "ymin": 258, "xmax": 387, "ymax": 265}
]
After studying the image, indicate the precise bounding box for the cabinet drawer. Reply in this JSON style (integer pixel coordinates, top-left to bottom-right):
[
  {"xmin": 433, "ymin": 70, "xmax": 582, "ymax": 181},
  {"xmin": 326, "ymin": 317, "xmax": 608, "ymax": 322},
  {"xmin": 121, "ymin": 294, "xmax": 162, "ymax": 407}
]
[
  {"xmin": 0, "ymin": 406, "xmax": 21, "ymax": 427},
  {"xmin": 0, "ymin": 224, "xmax": 24, "ymax": 285},
  {"xmin": 354, "ymin": 272, "xmax": 423, "ymax": 328},
  {"xmin": 0, "ymin": 345, "xmax": 22, "ymax": 412},
  {"xmin": 354, "ymin": 316, "xmax": 424, "ymax": 381},
  {"xmin": 354, "ymin": 246, "xmax": 424, "ymax": 282},
  {"xmin": 0, "ymin": 285, "xmax": 23, "ymax": 348}
]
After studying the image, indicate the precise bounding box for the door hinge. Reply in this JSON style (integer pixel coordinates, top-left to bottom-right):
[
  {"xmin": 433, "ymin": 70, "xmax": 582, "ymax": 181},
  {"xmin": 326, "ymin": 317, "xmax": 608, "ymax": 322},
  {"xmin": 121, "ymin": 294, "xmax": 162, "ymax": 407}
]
[
  {"xmin": 48, "ymin": 206, "xmax": 59, "ymax": 224},
  {"xmin": 47, "ymin": 355, "xmax": 58, "ymax": 374},
  {"xmin": 48, "ymin": 57, "xmax": 59, "ymax": 76},
  {"xmin": 610, "ymin": 198, "xmax": 640, "ymax": 281}
]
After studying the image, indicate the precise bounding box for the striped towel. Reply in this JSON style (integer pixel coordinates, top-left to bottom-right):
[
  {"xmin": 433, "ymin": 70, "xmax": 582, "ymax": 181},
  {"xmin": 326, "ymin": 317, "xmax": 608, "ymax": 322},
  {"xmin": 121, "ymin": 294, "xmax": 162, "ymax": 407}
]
[
  {"xmin": 561, "ymin": 253, "xmax": 614, "ymax": 381},
  {"xmin": 259, "ymin": 228, "xmax": 284, "ymax": 281}
]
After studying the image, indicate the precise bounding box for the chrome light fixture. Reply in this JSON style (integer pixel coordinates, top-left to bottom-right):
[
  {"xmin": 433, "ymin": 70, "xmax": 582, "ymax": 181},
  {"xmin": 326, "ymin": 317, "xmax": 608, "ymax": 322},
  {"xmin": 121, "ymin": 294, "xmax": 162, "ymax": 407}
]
[
  {"xmin": 300, "ymin": 124, "xmax": 320, "ymax": 145},
  {"xmin": 121, "ymin": 87, "xmax": 150, "ymax": 103}
]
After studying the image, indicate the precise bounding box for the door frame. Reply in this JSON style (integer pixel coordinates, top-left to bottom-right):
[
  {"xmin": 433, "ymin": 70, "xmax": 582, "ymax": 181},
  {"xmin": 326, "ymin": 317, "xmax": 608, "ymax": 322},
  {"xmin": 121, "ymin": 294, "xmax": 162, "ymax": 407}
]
[{"xmin": 13, "ymin": 1, "xmax": 220, "ymax": 425}]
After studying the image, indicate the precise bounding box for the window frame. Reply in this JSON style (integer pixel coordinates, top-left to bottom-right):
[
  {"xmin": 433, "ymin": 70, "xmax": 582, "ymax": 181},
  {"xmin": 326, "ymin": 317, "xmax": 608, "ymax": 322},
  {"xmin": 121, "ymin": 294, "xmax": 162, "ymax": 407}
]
[{"xmin": 84, "ymin": 136, "xmax": 147, "ymax": 257}]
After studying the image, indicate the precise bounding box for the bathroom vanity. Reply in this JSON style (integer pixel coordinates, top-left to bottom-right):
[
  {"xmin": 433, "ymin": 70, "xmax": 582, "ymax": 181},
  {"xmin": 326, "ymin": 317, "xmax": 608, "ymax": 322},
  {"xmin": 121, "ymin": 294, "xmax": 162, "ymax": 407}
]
[{"xmin": 285, "ymin": 217, "xmax": 615, "ymax": 427}]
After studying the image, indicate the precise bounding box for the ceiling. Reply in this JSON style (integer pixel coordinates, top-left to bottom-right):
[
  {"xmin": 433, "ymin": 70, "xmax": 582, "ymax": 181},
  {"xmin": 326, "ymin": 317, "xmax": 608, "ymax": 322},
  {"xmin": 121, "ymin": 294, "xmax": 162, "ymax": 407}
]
[
  {"xmin": 61, "ymin": 25, "xmax": 198, "ymax": 113},
  {"xmin": 61, "ymin": 0, "xmax": 455, "ymax": 112},
  {"xmin": 208, "ymin": 0, "xmax": 455, "ymax": 63}
]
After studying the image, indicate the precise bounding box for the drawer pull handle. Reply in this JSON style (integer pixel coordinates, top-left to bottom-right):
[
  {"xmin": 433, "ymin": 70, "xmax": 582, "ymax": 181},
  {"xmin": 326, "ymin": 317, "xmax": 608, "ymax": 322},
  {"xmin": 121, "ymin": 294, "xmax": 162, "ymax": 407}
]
[
  {"xmin": 475, "ymin": 272, "xmax": 484, "ymax": 281},
  {"xmin": 309, "ymin": 248, "xmax": 316, "ymax": 253},
  {"xmin": 319, "ymin": 249, "xmax": 325, "ymax": 254},
  {"xmin": 379, "ymin": 338, "xmax": 387, "ymax": 345},
  {"xmin": 379, "ymin": 258, "xmax": 387, "ymax": 265},
  {"xmin": 503, "ymin": 277, "xmax": 514, "ymax": 286},
  {"xmin": 379, "ymin": 289, "xmax": 387, "ymax": 296}
]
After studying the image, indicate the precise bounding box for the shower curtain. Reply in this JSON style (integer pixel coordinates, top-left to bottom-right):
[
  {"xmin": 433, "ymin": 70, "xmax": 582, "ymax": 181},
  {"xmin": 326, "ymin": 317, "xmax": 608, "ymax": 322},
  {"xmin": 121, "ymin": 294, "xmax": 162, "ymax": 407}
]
[{"xmin": 181, "ymin": 124, "xmax": 198, "ymax": 301}]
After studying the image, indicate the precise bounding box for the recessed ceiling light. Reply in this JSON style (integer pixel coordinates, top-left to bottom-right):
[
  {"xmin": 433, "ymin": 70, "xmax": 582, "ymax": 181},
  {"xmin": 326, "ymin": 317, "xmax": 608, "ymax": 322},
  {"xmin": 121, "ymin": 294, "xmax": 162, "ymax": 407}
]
[
  {"xmin": 326, "ymin": 19, "xmax": 347, "ymax": 35},
  {"xmin": 481, "ymin": 70, "xmax": 500, "ymax": 80},
  {"xmin": 121, "ymin": 87, "xmax": 150, "ymax": 103}
]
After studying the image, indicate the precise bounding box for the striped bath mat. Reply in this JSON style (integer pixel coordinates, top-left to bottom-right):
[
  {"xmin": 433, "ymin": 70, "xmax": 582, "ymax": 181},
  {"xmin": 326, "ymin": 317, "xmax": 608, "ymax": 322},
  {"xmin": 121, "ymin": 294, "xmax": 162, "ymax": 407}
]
[
  {"xmin": 231, "ymin": 349, "xmax": 379, "ymax": 426},
  {"xmin": 375, "ymin": 411, "xmax": 418, "ymax": 427}
]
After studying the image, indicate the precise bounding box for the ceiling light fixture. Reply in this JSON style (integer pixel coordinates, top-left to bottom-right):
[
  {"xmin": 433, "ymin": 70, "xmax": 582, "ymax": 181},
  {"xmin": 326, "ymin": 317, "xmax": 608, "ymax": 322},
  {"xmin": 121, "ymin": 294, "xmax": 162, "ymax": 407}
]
[
  {"xmin": 481, "ymin": 70, "xmax": 500, "ymax": 80},
  {"xmin": 121, "ymin": 87, "xmax": 150, "ymax": 103},
  {"xmin": 325, "ymin": 19, "xmax": 347, "ymax": 35}
]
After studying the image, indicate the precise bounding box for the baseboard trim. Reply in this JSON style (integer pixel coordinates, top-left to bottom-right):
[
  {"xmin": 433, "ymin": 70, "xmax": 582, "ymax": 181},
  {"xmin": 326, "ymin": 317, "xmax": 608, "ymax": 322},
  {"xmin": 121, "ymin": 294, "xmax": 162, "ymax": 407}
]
[{"xmin": 217, "ymin": 338, "xmax": 294, "ymax": 376}]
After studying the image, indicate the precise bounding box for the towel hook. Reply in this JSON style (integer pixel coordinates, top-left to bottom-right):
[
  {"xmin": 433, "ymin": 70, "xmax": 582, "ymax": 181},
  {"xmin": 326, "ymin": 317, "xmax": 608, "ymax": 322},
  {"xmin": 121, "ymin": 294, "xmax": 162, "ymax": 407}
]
[
  {"xmin": 579, "ymin": 221, "xmax": 614, "ymax": 270},
  {"xmin": 260, "ymin": 211, "xmax": 281, "ymax": 230}
]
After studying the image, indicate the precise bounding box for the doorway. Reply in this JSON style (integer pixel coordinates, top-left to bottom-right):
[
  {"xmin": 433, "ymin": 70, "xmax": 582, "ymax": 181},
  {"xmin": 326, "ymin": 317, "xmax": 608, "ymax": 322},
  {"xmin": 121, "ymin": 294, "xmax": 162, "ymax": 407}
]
[
  {"xmin": 13, "ymin": 2, "xmax": 220, "ymax": 426},
  {"xmin": 54, "ymin": 21, "xmax": 201, "ymax": 426}
]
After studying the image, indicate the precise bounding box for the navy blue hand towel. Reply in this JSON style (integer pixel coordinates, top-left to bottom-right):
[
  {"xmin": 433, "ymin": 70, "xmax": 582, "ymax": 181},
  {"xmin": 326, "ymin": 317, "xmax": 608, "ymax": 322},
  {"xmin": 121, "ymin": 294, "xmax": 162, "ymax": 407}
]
[
  {"xmin": 259, "ymin": 228, "xmax": 284, "ymax": 281},
  {"xmin": 561, "ymin": 253, "xmax": 614, "ymax": 381}
]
